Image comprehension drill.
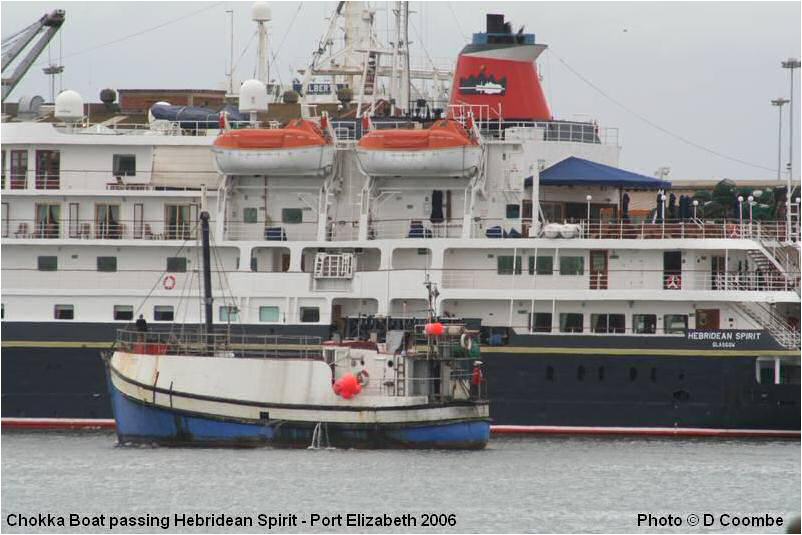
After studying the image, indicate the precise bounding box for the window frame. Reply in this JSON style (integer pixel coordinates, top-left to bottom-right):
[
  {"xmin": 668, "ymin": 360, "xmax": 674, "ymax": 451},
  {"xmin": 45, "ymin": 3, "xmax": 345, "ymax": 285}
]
[
  {"xmin": 281, "ymin": 208, "xmax": 304, "ymax": 224},
  {"xmin": 559, "ymin": 256, "xmax": 585, "ymax": 275},
  {"xmin": 54, "ymin": 304, "xmax": 74, "ymax": 320},
  {"xmin": 37, "ymin": 255, "xmax": 58, "ymax": 271},
  {"xmin": 96, "ymin": 256, "xmax": 118, "ymax": 272},
  {"xmin": 497, "ymin": 255, "xmax": 523, "ymax": 275},
  {"xmin": 530, "ymin": 312, "xmax": 553, "ymax": 333},
  {"xmin": 663, "ymin": 314, "xmax": 688, "ymax": 334},
  {"xmin": 559, "ymin": 312, "xmax": 584, "ymax": 333},
  {"xmin": 153, "ymin": 305, "xmax": 174, "ymax": 321},
  {"xmin": 113, "ymin": 305, "xmax": 134, "ymax": 321},
  {"xmin": 259, "ymin": 306, "xmax": 280, "ymax": 322},
  {"xmin": 112, "ymin": 154, "xmax": 136, "ymax": 177},
  {"xmin": 166, "ymin": 257, "xmax": 187, "ymax": 273},
  {"xmin": 633, "ymin": 314, "xmax": 657, "ymax": 334},
  {"xmin": 300, "ymin": 306, "xmax": 320, "ymax": 323}
]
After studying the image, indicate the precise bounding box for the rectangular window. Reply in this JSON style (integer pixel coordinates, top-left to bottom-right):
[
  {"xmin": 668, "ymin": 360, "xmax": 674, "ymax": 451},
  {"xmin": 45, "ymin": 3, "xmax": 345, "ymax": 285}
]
[
  {"xmin": 530, "ymin": 312, "xmax": 552, "ymax": 333},
  {"xmin": 505, "ymin": 204, "xmax": 520, "ymax": 219},
  {"xmin": 113, "ymin": 305, "xmax": 134, "ymax": 321},
  {"xmin": 35, "ymin": 150, "xmax": 60, "ymax": 189},
  {"xmin": 559, "ymin": 313, "xmax": 583, "ymax": 333},
  {"xmin": 133, "ymin": 203, "xmax": 144, "ymax": 239},
  {"xmin": 10, "ymin": 150, "xmax": 27, "ymax": 189},
  {"xmin": 113, "ymin": 154, "xmax": 136, "ymax": 176},
  {"xmin": 68, "ymin": 203, "xmax": 80, "ymax": 238},
  {"xmin": 664, "ymin": 314, "xmax": 688, "ymax": 334},
  {"xmin": 219, "ymin": 305, "xmax": 239, "ymax": 322},
  {"xmin": 166, "ymin": 257, "xmax": 187, "ymax": 273},
  {"xmin": 529, "ymin": 255, "xmax": 553, "ymax": 275},
  {"xmin": 300, "ymin": 306, "xmax": 320, "ymax": 323},
  {"xmin": 633, "ymin": 314, "xmax": 657, "ymax": 334},
  {"xmin": 243, "ymin": 207, "xmax": 258, "ymax": 223},
  {"xmin": 1, "ymin": 202, "xmax": 8, "ymax": 238},
  {"xmin": 54, "ymin": 304, "xmax": 74, "ymax": 320},
  {"xmin": 34, "ymin": 203, "xmax": 60, "ymax": 238},
  {"xmin": 497, "ymin": 255, "xmax": 522, "ymax": 275},
  {"xmin": 153, "ymin": 305, "xmax": 174, "ymax": 321},
  {"xmin": 559, "ymin": 256, "xmax": 585, "ymax": 275},
  {"xmin": 165, "ymin": 204, "xmax": 198, "ymax": 240},
  {"xmin": 282, "ymin": 208, "xmax": 303, "ymax": 224},
  {"xmin": 259, "ymin": 306, "xmax": 280, "ymax": 322},
  {"xmin": 95, "ymin": 204, "xmax": 121, "ymax": 239},
  {"xmin": 591, "ymin": 313, "xmax": 626, "ymax": 334},
  {"xmin": 97, "ymin": 256, "xmax": 117, "ymax": 272},
  {"xmin": 37, "ymin": 255, "xmax": 58, "ymax": 271}
]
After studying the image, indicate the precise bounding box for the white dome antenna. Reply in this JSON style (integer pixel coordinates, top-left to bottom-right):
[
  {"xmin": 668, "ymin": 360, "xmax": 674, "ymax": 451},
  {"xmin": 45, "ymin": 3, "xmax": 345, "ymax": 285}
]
[
  {"xmin": 54, "ymin": 89, "xmax": 84, "ymax": 123},
  {"xmin": 239, "ymin": 79, "xmax": 268, "ymax": 124},
  {"xmin": 251, "ymin": 2, "xmax": 271, "ymax": 22}
]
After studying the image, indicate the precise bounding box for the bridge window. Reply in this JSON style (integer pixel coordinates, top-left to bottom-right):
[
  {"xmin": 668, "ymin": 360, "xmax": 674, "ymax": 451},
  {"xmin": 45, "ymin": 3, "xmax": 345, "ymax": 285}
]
[
  {"xmin": 114, "ymin": 305, "xmax": 133, "ymax": 321},
  {"xmin": 559, "ymin": 313, "xmax": 583, "ymax": 333},
  {"xmin": 559, "ymin": 256, "xmax": 584, "ymax": 275},
  {"xmin": 153, "ymin": 305, "xmax": 174, "ymax": 321},
  {"xmin": 497, "ymin": 255, "xmax": 522, "ymax": 275},
  {"xmin": 37, "ymin": 255, "xmax": 58, "ymax": 271},
  {"xmin": 97, "ymin": 256, "xmax": 117, "ymax": 272},
  {"xmin": 112, "ymin": 154, "xmax": 136, "ymax": 176},
  {"xmin": 259, "ymin": 306, "xmax": 280, "ymax": 322},
  {"xmin": 54, "ymin": 304, "xmax": 74, "ymax": 320},
  {"xmin": 633, "ymin": 314, "xmax": 656, "ymax": 334}
]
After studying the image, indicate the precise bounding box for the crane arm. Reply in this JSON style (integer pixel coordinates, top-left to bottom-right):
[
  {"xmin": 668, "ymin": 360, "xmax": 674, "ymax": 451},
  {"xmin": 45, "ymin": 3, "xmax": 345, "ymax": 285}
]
[{"xmin": 1, "ymin": 10, "xmax": 65, "ymax": 102}]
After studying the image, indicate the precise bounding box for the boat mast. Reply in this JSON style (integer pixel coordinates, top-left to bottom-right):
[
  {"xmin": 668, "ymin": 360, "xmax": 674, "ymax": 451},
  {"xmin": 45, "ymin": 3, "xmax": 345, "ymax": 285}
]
[{"xmin": 200, "ymin": 211, "xmax": 214, "ymax": 333}]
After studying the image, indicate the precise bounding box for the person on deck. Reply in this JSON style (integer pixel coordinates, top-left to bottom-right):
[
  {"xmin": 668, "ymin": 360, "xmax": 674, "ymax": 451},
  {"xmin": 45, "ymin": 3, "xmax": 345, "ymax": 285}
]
[{"xmin": 136, "ymin": 314, "xmax": 148, "ymax": 332}]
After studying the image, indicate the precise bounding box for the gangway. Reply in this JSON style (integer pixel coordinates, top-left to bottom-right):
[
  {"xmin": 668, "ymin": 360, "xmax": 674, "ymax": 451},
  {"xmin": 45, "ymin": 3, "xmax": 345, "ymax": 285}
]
[{"xmin": 1, "ymin": 10, "xmax": 65, "ymax": 102}]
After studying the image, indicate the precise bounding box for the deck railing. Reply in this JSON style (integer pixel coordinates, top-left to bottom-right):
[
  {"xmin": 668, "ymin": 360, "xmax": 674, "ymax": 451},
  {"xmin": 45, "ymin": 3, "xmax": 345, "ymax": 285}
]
[
  {"xmin": 3, "ymin": 219, "xmax": 204, "ymax": 241},
  {"xmin": 115, "ymin": 328, "xmax": 322, "ymax": 359}
]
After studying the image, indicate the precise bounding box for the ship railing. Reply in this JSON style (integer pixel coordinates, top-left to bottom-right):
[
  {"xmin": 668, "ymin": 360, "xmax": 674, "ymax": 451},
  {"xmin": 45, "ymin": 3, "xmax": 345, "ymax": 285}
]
[
  {"xmin": 223, "ymin": 221, "xmax": 319, "ymax": 241},
  {"xmin": 114, "ymin": 329, "xmax": 323, "ymax": 359},
  {"xmin": 2, "ymin": 219, "xmax": 207, "ymax": 241},
  {"xmin": 570, "ymin": 219, "xmax": 791, "ymax": 241},
  {"xmin": 72, "ymin": 120, "xmax": 252, "ymax": 136},
  {"xmin": 470, "ymin": 120, "xmax": 619, "ymax": 146},
  {"xmin": 440, "ymin": 268, "xmax": 801, "ymax": 292},
  {"xmin": 368, "ymin": 218, "xmax": 463, "ymax": 240}
]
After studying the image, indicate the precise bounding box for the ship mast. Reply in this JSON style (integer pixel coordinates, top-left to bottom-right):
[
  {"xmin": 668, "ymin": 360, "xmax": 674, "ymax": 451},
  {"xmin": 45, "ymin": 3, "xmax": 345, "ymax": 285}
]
[{"xmin": 200, "ymin": 211, "xmax": 214, "ymax": 334}]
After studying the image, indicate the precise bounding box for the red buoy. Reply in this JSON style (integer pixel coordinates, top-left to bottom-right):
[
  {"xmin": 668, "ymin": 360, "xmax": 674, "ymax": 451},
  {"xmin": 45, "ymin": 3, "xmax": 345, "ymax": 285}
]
[{"xmin": 424, "ymin": 322, "xmax": 445, "ymax": 336}]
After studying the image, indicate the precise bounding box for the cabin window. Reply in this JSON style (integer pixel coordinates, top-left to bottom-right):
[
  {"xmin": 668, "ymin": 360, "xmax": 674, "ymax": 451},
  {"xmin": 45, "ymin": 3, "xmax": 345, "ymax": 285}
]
[
  {"xmin": 219, "ymin": 306, "xmax": 239, "ymax": 322},
  {"xmin": 529, "ymin": 255, "xmax": 553, "ymax": 275},
  {"xmin": 497, "ymin": 255, "xmax": 522, "ymax": 275},
  {"xmin": 559, "ymin": 313, "xmax": 583, "ymax": 333},
  {"xmin": 633, "ymin": 314, "xmax": 656, "ymax": 334},
  {"xmin": 1, "ymin": 202, "xmax": 8, "ymax": 238},
  {"xmin": 243, "ymin": 208, "xmax": 258, "ymax": 223},
  {"xmin": 35, "ymin": 150, "xmax": 60, "ymax": 189},
  {"xmin": 529, "ymin": 312, "xmax": 552, "ymax": 333},
  {"xmin": 165, "ymin": 204, "xmax": 198, "ymax": 240},
  {"xmin": 166, "ymin": 257, "xmax": 187, "ymax": 273},
  {"xmin": 9, "ymin": 150, "xmax": 27, "ymax": 189},
  {"xmin": 505, "ymin": 204, "xmax": 520, "ymax": 219},
  {"xmin": 664, "ymin": 314, "xmax": 688, "ymax": 334},
  {"xmin": 112, "ymin": 154, "xmax": 136, "ymax": 176},
  {"xmin": 300, "ymin": 306, "xmax": 320, "ymax": 323},
  {"xmin": 114, "ymin": 305, "xmax": 134, "ymax": 321},
  {"xmin": 37, "ymin": 255, "xmax": 58, "ymax": 271},
  {"xmin": 591, "ymin": 313, "xmax": 626, "ymax": 334},
  {"xmin": 259, "ymin": 306, "xmax": 280, "ymax": 322},
  {"xmin": 95, "ymin": 204, "xmax": 121, "ymax": 239},
  {"xmin": 282, "ymin": 208, "xmax": 303, "ymax": 224},
  {"xmin": 54, "ymin": 304, "xmax": 74, "ymax": 320},
  {"xmin": 559, "ymin": 256, "xmax": 584, "ymax": 275},
  {"xmin": 97, "ymin": 256, "xmax": 117, "ymax": 272},
  {"xmin": 34, "ymin": 203, "xmax": 60, "ymax": 238},
  {"xmin": 153, "ymin": 305, "xmax": 174, "ymax": 321}
]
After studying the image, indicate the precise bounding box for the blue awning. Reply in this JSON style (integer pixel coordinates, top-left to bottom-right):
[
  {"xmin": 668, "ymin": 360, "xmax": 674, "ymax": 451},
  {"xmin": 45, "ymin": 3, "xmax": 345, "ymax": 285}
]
[{"xmin": 525, "ymin": 156, "xmax": 670, "ymax": 189}]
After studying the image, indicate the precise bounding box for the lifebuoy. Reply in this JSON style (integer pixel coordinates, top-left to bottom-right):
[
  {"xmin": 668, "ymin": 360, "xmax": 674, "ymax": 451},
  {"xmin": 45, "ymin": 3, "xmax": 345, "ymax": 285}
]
[
  {"xmin": 460, "ymin": 333, "xmax": 472, "ymax": 351},
  {"xmin": 356, "ymin": 369, "xmax": 370, "ymax": 387},
  {"xmin": 163, "ymin": 275, "xmax": 176, "ymax": 290},
  {"xmin": 666, "ymin": 274, "xmax": 681, "ymax": 289}
]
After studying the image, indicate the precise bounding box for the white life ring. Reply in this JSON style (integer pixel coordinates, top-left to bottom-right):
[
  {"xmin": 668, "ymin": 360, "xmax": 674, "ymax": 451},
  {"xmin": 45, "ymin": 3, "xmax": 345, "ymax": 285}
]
[
  {"xmin": 460, "ymin": 333, "xmax": 472, "ymax": 351},
  {"xmin": 163, "ymin": 275, "xmax": 176, "ymax": 290},
  {"xmin": 356, "ymin": 369, "xmax": 370, "ymax": 387},
  {"xmin": 666, "ymin": 274, "xmax": 681, "ymax": 289}
]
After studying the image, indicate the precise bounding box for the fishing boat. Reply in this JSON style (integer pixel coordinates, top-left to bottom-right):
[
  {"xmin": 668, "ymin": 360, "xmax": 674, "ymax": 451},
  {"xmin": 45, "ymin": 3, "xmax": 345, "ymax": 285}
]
[
  {"xmin": 102, "ymin": 212, "xmax": 490, "ymax": 449},
  {"xmin": 355, "ymin": 118, "xmax": 481, "ymax": 177},
  {"xmin": 212, "ymin": 117, "xmax": 335, "ymax": 177}
]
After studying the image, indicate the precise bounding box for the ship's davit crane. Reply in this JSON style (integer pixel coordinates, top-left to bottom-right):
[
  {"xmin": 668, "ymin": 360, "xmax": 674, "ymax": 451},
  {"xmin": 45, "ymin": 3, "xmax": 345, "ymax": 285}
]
[{"xmin": 1, "ymin": 9, "xmax": 65, "ymax": 102}]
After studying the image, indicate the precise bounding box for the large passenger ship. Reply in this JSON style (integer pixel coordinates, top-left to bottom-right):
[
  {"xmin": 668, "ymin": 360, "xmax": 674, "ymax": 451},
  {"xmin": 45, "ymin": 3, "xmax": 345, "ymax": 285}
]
[{"xmin": 2, "ymin": 5, "xmax": 799, "ymax": 436}]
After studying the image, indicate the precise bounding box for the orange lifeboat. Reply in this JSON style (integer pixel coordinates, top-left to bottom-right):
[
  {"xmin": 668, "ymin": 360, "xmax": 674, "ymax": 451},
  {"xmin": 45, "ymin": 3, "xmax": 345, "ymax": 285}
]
[
  {"xmin": 356, "ymin": 119, "xmax": 481, "ymax": 177},
  {"xmin": 212, "ymin": 119, "xmax": 335, "ymax": 176}
]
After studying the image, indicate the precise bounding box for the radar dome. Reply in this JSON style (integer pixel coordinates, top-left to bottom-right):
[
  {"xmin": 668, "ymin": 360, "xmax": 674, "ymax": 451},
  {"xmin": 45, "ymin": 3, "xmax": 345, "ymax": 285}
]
[
  {"xmin": 251, "ymin": 2, "xmax": 271, "ymax": 22},
  {"xmin": 54, "ymin": 90, "xmax": 84, "ymax": 120},
  {"xmin": 239, "ymin": 79, "xmax": 268, "ymax": 113}
]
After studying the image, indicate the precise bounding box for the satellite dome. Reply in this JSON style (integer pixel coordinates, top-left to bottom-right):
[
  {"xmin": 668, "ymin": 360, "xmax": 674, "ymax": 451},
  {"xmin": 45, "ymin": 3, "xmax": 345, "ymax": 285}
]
[
  {"xmin": 239, "ymin": 79, "xmax": 268, "ymax": 113},
  {"xmin": 153, "ymin": 101, "xmax": 171, "ymax": 107},
  {"xmin": 54, "ymin": 90, "xmax": 84, "ymax": 120},
  {"xmin": 251, "ymin": 2, "xmax": 271, "ymax": 22}
]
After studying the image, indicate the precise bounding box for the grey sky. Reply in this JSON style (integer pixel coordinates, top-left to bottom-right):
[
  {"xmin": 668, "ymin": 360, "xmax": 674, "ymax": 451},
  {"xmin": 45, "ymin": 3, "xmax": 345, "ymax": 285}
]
[{"xmin": 2, "ymin": 1, "xmax": 800, "ymax": 182}]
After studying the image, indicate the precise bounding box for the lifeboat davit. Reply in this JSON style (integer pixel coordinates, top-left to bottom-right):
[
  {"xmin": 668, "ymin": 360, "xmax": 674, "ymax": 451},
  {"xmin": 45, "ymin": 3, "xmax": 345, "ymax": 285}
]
[
  {"xmin": 212, "ymin": 119, "xmax": 335, "ymax": 176},
  {"xmin": 356, "ymin": 120, "xmax": 481, "ymax": 177}
]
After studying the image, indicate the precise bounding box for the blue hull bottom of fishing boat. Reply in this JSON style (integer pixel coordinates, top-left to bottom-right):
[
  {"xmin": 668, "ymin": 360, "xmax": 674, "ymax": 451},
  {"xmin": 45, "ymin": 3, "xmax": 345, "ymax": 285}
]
[{"xmin": 108, "ymin": 377, "xmax": 490, "ymax": 450}]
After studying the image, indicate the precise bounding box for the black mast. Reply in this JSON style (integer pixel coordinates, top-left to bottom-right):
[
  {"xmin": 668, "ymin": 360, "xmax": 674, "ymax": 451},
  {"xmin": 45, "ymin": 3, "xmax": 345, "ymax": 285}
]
[{"xmin": 200, "ymin": 211, "xmax": 214, "ymax": 334}]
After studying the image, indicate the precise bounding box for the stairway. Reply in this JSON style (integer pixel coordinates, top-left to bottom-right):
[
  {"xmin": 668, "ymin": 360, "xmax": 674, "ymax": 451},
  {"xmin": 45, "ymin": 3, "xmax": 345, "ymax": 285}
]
[{"xmin": 734, "ymin": 301, "xmax": 800, "ymax": 350}]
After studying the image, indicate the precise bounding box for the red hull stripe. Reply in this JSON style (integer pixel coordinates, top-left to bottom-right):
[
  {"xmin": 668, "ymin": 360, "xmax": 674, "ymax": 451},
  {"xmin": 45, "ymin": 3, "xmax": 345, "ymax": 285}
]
[
  {"xmin": 3, "ymin": 418, "xmax": 798, "ymax": 438},
  {"xmin": 491, "ymin": 425, "xmax": 800, "ymax": 438}
]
